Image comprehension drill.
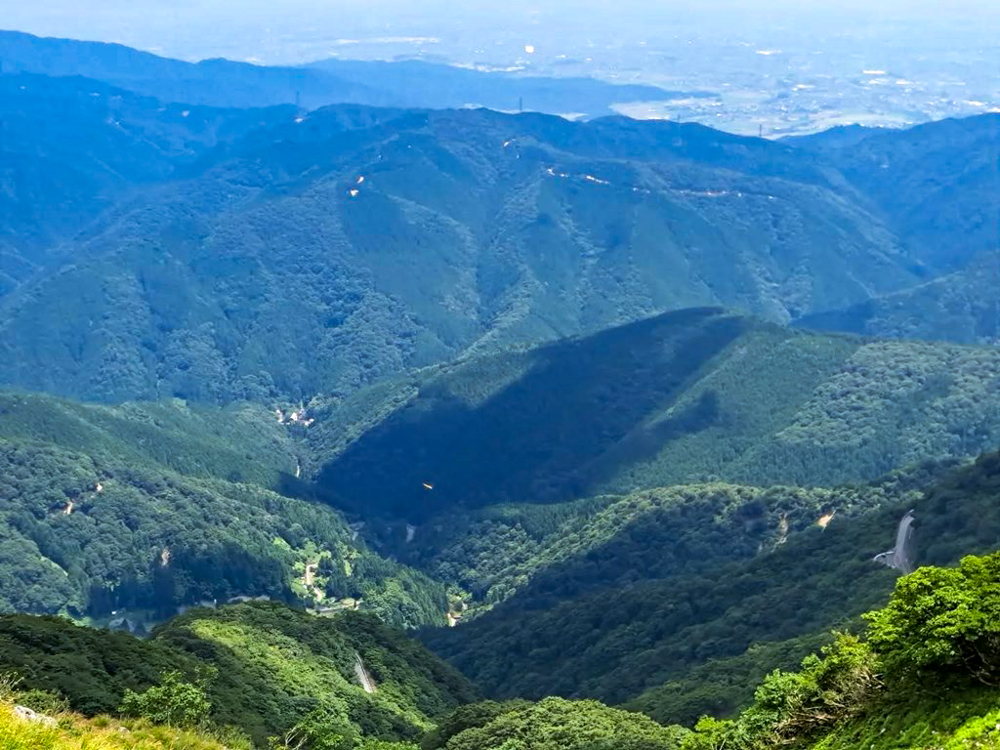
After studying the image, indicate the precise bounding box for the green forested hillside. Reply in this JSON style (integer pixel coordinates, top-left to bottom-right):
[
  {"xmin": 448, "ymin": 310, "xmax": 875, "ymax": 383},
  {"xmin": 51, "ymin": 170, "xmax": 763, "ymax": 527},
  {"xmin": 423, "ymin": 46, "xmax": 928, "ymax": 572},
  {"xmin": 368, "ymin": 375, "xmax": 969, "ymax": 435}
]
[
  {"xmin": 799, "ymin": 251, "xmax": 1000, "ymax": 345},
  {"xmin": 422, "ymin": 450, "xmax": 1000, "ymax": 723},
  {"xmin": 790, "ymin": 114, "xmax": 1000, "ymax": 274},
  {"xmin": 0, "ymin": 71, "xmax": 996, "ymax": 409},
  {"xmin": 0, "ymin": 602, "xmax": 477, "ymax": 747},
  {"xmin": 155, "ymin": 604, "xmax": 478, "ymax": 745},
  {"xmin": 680, "ymin": 550, "xmax": 1000, "ymax": 750},
  {"xmin": 0, "ymin": 57, "xmax": 998, "ymax": 750},
  {"xmin": 0, "ymin": 391, "xmax": 297, "ymax": 485},
  {"xmin": 783, "ymin": 115, "xmax": 1000, "ymax": 347},
  {"xmin": 423, "ymin": 697, "xmax": 689, "ymax": 750},
  {"xmin": 311, "ymin": 309, "xmax": 1000, "ymax": 521},
  {"xmin": 0, "ymin": 390, "xmax": 448, "ymax": 626},
  {"xmin": 393, "ymin": 465, "xmax": 947, "ymax": 614},
  {"xmin": 8, "ymin": 553, "xmax": 1000, "ymax": 750},
  {"xmin": 6, "ymin": 558, "xmax": 1000, "ymax": 750},
  {"xmin": 0, "ymin": 105, "xmax": 917, "ymax": 403},
  {"xmin": 0, "ymin": 73, "xmax": 291, "ymax": 295}
]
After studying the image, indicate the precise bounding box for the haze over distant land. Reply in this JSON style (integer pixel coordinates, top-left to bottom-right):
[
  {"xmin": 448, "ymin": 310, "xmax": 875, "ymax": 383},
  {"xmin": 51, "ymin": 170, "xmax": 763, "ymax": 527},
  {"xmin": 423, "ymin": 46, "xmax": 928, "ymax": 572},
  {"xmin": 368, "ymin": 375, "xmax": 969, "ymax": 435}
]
[{"xmin": 2, "ymin": 0, "xmax": 998, "ymax": 134}]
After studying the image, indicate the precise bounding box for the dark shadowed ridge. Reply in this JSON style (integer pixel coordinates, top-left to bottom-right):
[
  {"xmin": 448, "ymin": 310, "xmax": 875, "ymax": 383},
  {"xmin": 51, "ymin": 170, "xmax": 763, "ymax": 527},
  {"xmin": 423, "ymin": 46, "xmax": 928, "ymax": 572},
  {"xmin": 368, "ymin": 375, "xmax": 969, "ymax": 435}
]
[{"xmin": 316, "ymin": 309, "xmax": 747, "ymax": 520}]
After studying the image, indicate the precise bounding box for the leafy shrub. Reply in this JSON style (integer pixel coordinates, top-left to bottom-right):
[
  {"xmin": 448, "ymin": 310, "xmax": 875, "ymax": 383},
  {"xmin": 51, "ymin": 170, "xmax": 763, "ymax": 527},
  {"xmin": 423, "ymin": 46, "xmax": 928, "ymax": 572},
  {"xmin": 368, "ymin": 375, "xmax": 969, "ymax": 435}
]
[
  {"xmin": 119, "ymin": 670, "xmax": 212, "ymax": 728},
  {"xmin": 866, "ymin": 551, "xmax": 1000, "ymax": 685},
  {"xmin": 269, "ymin": 705, "xmax": 359, "ymax": 750},
  {"xmin": 685, "ymin": 634, "xmax": 880, "ymax": 749},
  {"xmin": 15, "ymin": 688, "xmax": 70, "ymax": 715}
]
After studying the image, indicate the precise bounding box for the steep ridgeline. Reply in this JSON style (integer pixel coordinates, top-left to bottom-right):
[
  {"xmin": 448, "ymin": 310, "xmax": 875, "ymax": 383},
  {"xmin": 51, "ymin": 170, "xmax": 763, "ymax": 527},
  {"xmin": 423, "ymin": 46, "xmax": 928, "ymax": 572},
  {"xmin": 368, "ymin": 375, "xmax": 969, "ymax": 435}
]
[
  {"xmin": 789, "ymin": 114, "xmax": 1000, "ymax": 274},
  {"xmin": 0, "ymin": 73, "xmax": 291, "ymax": 295},
  {"xmin": 0, "ymin": 105, "xmax": 916, "ymax": 403},
  {"xmin": 788, "ymin": 115, "xmax": 1000, "ymax": 346},
  {"xmin": 0, "ymin": 602, "xmax": 478, "ymax": 747},
  {"xmin": 422, "ymin": 451, "xmax": 1000, "ymax": 725},
  {"xmin": 390, "ymin": 464, "xmax": 952, "ymax": 616},
  {"xmin": 0, "ymin": 29, "xmax": 692, "ymax": 116},
  {"xmin": 0, "ymin": 390, "xmax": 447, "ymax": 627},
  {"xmin": 309, "ymin": 309, "xmax": 1000, "ymax": 521},
  {"xmin": 798, "ymin": 251, "xmax": 1000, "ymax": 345}
]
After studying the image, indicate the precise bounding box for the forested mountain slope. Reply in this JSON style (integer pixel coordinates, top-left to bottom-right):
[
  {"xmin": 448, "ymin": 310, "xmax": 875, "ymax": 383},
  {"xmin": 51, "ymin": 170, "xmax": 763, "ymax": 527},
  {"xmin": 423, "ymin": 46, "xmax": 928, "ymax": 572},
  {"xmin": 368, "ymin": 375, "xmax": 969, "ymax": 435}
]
[
  {"xmin": 785, "ymin": 114, "xmax": 1000, "ymax": 346},
  {"xmin": 423, "ymin": 450, "xmax": 1000, "ymax": 723},
  {"xmin": 0, "ymin": 73, "xmax": 290, "ymax": 295},
  {"xmin": 0, "ymin": 105, "xmax": 916, "ymax": 403},
  {"xmin": 790, "ymin": 114, "xmax": 1000, "ymax": 274},
  {"xmin": 0, "ymin": 71, "xmax": 996, "ymax": 407},
  {"xmin": 0, "ymin": 390, "xmax": 297, "ymax": 484},
  {"xmin": 679, "ymin": 550, "xmax": 1000, "ymax": 750},
  {"xmin": 0, "ymin": 390, "xmax": 448, "ymax": 626},
  {"xmin": 0, "ymin": 602, "xmax": 478, "ymax": 747},
  {"xmin": 6, "ymin": 558, "xmax": 1000, "ymax": 750},
  {"xmin": 391, "ymin": 463, "xmax": 951, "ymax": 614},
  {"xmin": 798, "ymin": 251, "xmax": 1000, "ymax": 345},
  {"xmin": 0, "ymin": 29, "xmax": 685, "ymax": 116},
  {"xmin": 310, "ymin": 309, "xmax": 1000, "ymax": 521}
]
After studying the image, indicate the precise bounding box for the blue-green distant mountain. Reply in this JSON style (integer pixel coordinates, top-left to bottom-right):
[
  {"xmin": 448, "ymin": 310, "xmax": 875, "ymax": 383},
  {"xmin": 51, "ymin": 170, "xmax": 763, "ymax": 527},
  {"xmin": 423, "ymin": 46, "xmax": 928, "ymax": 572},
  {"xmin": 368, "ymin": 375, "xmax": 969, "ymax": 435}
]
[
  {"xmin": 0, "ymin": 102, "xmax": 916, "ymax": 403},
  {"xmin": 788, "ymin": 115, "xmax": 1000, "ymax": 272},
  {"xmin": 0, "ymin": 29, "xmax": 695, "ymax": 116},
  {"xmin": 0, "ymin": 72, "xmax": 290, "ymax": 294},
  {"xmin": 798, "ymin": 252, "xmax": 1000, "ymax": 345},
  {"xmin": 788, "ymin": 115, "xmax": 1000, "ymax": 346}
]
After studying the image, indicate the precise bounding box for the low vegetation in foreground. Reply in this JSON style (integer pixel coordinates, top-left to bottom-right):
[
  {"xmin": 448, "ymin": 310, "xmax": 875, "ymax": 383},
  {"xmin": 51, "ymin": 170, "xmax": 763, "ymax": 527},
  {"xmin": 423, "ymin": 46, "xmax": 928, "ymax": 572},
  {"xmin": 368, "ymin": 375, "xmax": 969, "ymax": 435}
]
[
  {"xmin": 679, "ymin": 551, "xmax": 1000, "ymax": 749},
  {"xmin": 5, "ymin": 552, "xmax": 1000, "ymax": 749}
]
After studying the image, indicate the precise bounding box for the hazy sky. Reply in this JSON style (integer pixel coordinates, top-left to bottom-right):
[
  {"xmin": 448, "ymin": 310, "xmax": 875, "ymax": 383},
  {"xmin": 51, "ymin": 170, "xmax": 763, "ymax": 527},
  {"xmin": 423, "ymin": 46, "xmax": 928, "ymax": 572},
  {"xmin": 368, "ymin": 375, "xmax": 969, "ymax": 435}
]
[{"xmin": 2, "ymin": 0, "xmax": 998, "ymax": 64}]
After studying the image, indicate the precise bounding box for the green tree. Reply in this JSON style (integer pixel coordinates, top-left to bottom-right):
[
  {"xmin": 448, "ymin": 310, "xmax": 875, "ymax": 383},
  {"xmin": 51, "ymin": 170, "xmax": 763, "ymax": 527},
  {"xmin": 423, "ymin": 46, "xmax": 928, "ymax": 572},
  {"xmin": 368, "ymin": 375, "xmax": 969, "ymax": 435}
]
[
  {"xmin": 866, "ymin": 552, "xmax": 1000, "ymax": 685},
  {"xmin": 269, "ymin": 706, "xmax": 358, "ymax": 750},
  {"xmin": 119, "ymin": 669, "xmax": 212, "ymax": 727}
]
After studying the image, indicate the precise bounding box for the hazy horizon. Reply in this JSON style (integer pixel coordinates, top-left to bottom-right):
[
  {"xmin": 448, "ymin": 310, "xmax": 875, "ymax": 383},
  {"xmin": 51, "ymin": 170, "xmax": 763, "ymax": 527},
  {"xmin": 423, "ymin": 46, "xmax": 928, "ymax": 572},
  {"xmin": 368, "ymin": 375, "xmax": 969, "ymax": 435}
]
[
  {"xmin": 2, "ymin": 0, "xmax": 998, "ymax": 137},
  {"xmin": 2, "ymin": 0, "xmax": 999, "ymax": 65}
]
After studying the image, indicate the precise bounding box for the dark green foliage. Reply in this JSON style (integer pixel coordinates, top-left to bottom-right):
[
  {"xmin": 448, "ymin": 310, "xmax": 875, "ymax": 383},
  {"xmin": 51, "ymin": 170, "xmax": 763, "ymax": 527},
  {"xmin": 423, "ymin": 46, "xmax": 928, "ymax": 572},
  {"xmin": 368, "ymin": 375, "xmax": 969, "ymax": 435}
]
[
  {"xmin": 866, "ymin": 552, "xmax": 1000, "ymax": 686},
  {"xmin": 439, "ymin": 697, "xmax": 689, "ymax": 750},
  {"xmin": 420, "ymin": 700, "xmax": 530, "ymax": 750},
  {"xmin": 0, "ymin": 602, "xmax": 477, "ymax": 747},
  {"xmin": 0, "ymin": 391, "xmax": 298, "ymax": 485},
  {"xmin": 681, "ymin": 635, "xmax": 881, "ymax": 750},
  {"xmin": 0, "ymin": 613, "xmax": 198, "ymax": 715},
  {"xmin": 315, "ymin": 310, "xmax": 1000, "ymax": 521},
  {"xmin": 423, "ymin": 452, "xmax": 1000, "ymax": 719},
  {"xmin": 0, "ymin": 389, "xmax": 448, "ymax": 626},
  {"xmin": 686, "ymin": 553, "xmax": 1000, "ymax": 750},
  {"xmin": 401, "ymin": 478, "xmax": 918, "ymax": 614},
  {"xmin": 119, "ymin": 669, "xmax": 213, "ymax": 728},
  {"xmin": 625, "ymin": 633, "xmax": 833, "ymax": 727},
  {"xmin": 274, "ymin": 705, "xmax": 359, "ymax": 750},
  {"xmin": 728, "ymin": 634, "xmax": 879, "ymax": 748},
  {"xmin": 152, "ymin": 604, "xmax": 478, "ymax": 745},
  {"xmin": 0, "ymin": 437, "xmax": 308, "ymax": 617},
  {"xmin": 318, "ymin": 309, "xmax": 751, "ymax": 519},
  {"xmin": 11, "ymin": 687, "xmax": 71, "ymax": 715}
]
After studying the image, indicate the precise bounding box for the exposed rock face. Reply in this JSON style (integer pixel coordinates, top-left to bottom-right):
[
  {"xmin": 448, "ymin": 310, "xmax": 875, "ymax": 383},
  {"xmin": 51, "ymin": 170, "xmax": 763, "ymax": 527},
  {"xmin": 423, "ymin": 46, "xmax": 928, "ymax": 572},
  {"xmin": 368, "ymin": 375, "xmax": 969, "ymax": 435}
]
[{"xmin": 14, "ymin": 705, "xmax": 57, "ymax": 727}]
